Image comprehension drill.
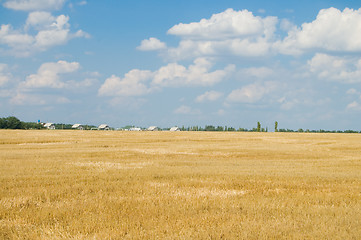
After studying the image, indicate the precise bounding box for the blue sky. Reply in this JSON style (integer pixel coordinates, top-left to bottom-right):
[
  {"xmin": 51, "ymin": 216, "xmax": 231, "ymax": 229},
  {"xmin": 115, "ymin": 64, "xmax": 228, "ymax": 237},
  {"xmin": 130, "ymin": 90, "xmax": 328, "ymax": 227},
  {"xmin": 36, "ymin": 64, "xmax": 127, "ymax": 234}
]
[{"xmin": 1, "ymin": 0, "xmax": 361, "ymax": 130}]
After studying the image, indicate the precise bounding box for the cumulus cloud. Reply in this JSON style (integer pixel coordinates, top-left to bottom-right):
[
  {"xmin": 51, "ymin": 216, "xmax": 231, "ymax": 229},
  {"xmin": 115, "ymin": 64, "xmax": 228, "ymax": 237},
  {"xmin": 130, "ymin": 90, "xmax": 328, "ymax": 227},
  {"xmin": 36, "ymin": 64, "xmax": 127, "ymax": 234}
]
[
  {"xmin": 25, "ymin": 11, "xmax": 55, "ymax": 30},
  {"xmin": 153, "ymin": 58, "xmax": 235, "ymax": 87},
  {"xmin": 308, "ymin": 53, "xmax": 361, "ymax": 83},
  {"xmin": 168, "ymin": 8, "xmax": 277, "ymax": 40},
  {"xmin": 0, "ymin": 64, "xmax": 11, "ymax": 86},
  {"xmin": 226, "ymin": 81, "xmax": 276, "ymax": 103},
  {"xmin": 0, "ymin": 25, "xmax": 35, "ymax": 54},
  {"xmin": 99, "ymin": 59, "xmax": 233, "ymax": 98},
  {"xmin": 134, "ymin": 7, "xmax": 361, "ymax": 61},
  {"xmin": 3, "ymin": 0, "xmax": 66, "ymax": 11},
  {"xmin": 195, "ymin": 90, "xmax": 223, "ymax": 102},
  {"xmin": 137, "ymin": 37, "xmax": 166, "ymax": 51},
  {"xmin": 0, "ymin": 12, "xmax": 89, "ymax": 56},
  {"xmin": 21, "ymin": 60, "xmax": 80, "ymax": 88},
  {"xmin": 167, "ymin": 38, "xmax": 272, "ymax": 60},
  {"xmin": 279, "ymin": 7, "xmax": 361, "ymax": 55},
  {"xmin": 98, "ymin": 70, "xmax": 154, "ymax": 97},
  {"xmin": 166, "ymin": 8, "xmax": 278, "ymax": 60}
]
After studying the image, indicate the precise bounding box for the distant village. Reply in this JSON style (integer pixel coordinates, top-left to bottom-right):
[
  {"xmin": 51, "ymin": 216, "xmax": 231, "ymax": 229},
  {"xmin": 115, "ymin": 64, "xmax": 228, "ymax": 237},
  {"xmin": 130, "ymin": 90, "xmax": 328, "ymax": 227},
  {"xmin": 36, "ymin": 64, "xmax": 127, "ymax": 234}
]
[
  {"xmin": 1, "ymin": 116, "xmax": 360, "ymax": 133},
  {"xmin": 41, "ymin": 122, "xmax": 181, "ymax": 132}
]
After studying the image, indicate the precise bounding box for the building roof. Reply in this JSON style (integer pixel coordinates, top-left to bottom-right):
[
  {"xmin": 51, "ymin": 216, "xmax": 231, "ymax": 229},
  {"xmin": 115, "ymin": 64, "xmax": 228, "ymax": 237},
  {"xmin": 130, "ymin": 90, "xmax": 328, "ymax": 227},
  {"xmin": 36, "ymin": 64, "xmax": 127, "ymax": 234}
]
[
  {"xmin": 147, "ymin": 126, "xmax": 158, "ymax": 131},
  {"xmin": 72, "ymin": 124, "xmax": 82, "ymax": 128},
  {"xmin": 44, "ymin": 123, "xmax": 54, "ymax": 127},
  {"xmin": 98, "ymin": 124, "xmax": 109, "ymax": 129},
  {"xmin": 170, "ymin": 126, "xmax": 180, "ymax": 131}
]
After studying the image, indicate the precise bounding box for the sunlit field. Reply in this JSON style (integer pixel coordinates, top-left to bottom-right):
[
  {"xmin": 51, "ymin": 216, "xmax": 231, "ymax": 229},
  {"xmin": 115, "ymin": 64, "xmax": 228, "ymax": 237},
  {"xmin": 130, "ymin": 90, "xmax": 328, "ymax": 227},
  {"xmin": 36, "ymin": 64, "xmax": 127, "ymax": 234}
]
[{"xmin": 1, "ymin": 130, "xmax": 360, "ymax": 239}]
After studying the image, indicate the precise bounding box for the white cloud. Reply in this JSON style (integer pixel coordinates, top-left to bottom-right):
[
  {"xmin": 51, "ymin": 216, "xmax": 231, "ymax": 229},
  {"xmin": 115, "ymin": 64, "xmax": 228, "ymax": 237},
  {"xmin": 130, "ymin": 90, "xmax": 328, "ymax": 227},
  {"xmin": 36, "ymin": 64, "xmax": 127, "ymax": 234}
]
[
  {"xmin": 280, "ymin": 19, "xmax": 296, "ymax": 32},
  {"xmin": 346, "ymin": 101, "xmax": 361, "ymax": 111},
  {"xmin": 240, "ymin": 67, "xmax": 274, "ymax": 79},
  {"xmin": 195, "ymin": 90, "xmax": 223, "ymax": 102},
  {"xmin": 98, "ymin": 70, "xmax": 154, "ymax": 97},
  {"xmin": 308, "ymin": 53, "xmax": 361, "ymax": 83},
  {"xmin": 0, "ymin": 64, "xmax": 11, "ymax": 86},
  {"xmin": 99, "ymin": 58, "xmax": 234, "ymax": 98},
  {"xmin": 0, "ymin": 25, "xmax": 35, "ymax": 55},
  {"xmin": 3, "ymin": 0, "xmax": 66, "ymax": 11},
  {"xmin": 167, "ymin": 38, "xmax": 272, "ymax": 60},
  {"xmin": 279, "ymin": 7, "xmax": 361, "ymax": 54},
  {"xmin": 0, "ymin": 12, "xmax": 88, "ymax": 56},
  {"xmin": 67, "ymin": 78, "xmax": 97, "ymax": 89},
  {"xmin": 21, "ymin": 60, "xmax": 80, "ymax": 88},
  {"xmin": 137, "ymin": 37, "xmax": 166, "ymax": 51},
  {"xmin": 168, "ymin": 8, "xmax": 277, "ymax": 40},
  {"xmin": 280, "ymin": 98, "xmax": 299, "ymax": 110},
  {"xmin": 166, "ymin": 8, "xmax": 278, "ymax": 60},
  {"xmin": 10, "ymin": 92, "xmax": 47, "ymax": 105},
  {"xmin": 25, "ymin": 11, "xmax": 55, "ymax": 30},
  {"xmin": 174, "ymin": 105, "xmax": 201, "ymax": 115},
  {"xmin": 346, "ymin": 88, "xmax": 360, "ymax": 95},
  {"xmin": 226, "ymin": 81, "xmax": 276, "ymax": 103},
  {"xmin": 137, "ymin": 7, "xmax": 361, "ymax": 61},
  {"xmin": 78, "ymin": 1, "xmax": 87, "ymax": 6},
  {"xmin": 153, "ymin": 58, "xmax": 235, "ymax": 87}
]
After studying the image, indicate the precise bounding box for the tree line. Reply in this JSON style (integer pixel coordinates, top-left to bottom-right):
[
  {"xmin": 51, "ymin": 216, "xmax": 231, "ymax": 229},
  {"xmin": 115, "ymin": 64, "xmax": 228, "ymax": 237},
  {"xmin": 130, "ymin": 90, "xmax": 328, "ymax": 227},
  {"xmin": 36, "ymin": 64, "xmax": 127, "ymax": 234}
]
[{"xmin": 1, "ymin": 116, "xmax": 360, "ymax": 133}]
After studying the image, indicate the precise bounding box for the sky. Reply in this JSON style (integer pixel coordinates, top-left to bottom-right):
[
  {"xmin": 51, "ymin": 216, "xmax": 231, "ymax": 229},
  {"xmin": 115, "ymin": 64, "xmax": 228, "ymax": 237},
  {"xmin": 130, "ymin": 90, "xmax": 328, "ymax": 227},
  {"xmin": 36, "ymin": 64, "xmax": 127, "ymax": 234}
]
[{"xmin": 1, "ymin": 0, "xmax": 361, "ymax": 130}]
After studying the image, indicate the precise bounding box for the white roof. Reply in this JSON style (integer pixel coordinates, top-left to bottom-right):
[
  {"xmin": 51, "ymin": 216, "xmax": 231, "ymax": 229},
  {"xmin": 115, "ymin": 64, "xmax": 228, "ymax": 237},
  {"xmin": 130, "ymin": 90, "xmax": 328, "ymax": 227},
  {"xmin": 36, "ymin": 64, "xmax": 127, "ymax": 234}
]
[
  {"xmin": 98, "ymin": 124, "xmax": 109, "ymax": 129},
  {"xmin": 170, "ymin": 126, "xmax": 180, "ymax": 131},
  {"xmin": 72, "ymin": 124, "xmax": 82, "ymax": 128},
  {"xmin": 147, "ymin": 126, "xmax": 158, "ymax": 131},
  {"xmin": 129, "ymin": 127, "xmax": 142, "ymax": 131},
  {"xmin": 44, "ymin": 123, "xmax": 54, "ymax": 127}
]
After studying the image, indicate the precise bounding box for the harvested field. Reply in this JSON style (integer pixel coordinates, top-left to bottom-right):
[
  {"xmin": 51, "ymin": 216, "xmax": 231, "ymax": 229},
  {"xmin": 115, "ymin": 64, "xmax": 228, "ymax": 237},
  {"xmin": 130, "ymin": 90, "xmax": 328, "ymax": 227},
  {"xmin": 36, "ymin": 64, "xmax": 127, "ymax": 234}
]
[{"xmin": 0, "ymin": 130, "xmax": 361, "ymax": 239}]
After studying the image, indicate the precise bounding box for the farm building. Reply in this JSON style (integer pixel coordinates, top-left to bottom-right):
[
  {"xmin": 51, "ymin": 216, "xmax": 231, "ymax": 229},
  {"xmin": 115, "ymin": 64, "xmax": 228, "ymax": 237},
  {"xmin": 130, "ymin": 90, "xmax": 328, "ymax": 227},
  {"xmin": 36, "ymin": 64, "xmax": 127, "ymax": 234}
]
[
  {"xmin": 98, "ymin": 124, "xmax": 110, "ymax": 130},
  {"xmin": 72, "ymin": 124, "xmax": 84, "ymax": 130},
  {"xmin": 129, "ymin": 127, "xmax": 142, "ymax": 131},
  {"xmin": 170, "ymin": 126, "xmax": 180, "ymax": 131},
  {"xmin": 43, "ymin": 123, "xmax": 55, "ymax": 130},
  {"xmin": 147, "ymin": 126, "xmax": 159, "ymax": 131}
]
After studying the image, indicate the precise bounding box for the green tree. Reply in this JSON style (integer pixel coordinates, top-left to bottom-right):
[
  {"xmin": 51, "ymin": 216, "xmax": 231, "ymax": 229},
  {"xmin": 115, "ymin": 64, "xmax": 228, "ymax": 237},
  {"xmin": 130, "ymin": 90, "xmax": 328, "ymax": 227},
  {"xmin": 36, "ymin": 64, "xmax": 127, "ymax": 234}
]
[
  {"xmin": 275, "ymin": 121, "xmax": 278, "ymax": 132},
  {"xmin": 205, "ymin": 125, "xmax": 216, "ymax": 131},
  {"xmin": 257, "ymin": 122, "xmax": 261, "ymax": 132},
  {"xmin": 3, "ymin": 116, "xmax": 23, "ymax": 129},
  {"xmin": 216, "ymin": 126, "xmax": 224, "ymax": 131}
]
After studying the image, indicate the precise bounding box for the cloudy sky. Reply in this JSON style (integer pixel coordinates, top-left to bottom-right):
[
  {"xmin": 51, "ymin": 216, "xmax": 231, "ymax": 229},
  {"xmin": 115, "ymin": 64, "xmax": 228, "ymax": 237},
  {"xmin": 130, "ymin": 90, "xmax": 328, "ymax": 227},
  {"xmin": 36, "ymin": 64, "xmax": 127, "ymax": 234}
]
[{"xmin": 1, "ymin": 0, "xmax": 361, "ymax": 130}]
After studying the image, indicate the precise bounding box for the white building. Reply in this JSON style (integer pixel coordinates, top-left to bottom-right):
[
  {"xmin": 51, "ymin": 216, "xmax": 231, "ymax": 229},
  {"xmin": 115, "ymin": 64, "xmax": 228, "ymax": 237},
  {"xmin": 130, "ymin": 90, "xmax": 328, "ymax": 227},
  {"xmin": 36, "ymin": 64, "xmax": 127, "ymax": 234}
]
[
  {"xmin": 98, "ymin": 124, "xmax": 110, "ymax": 130},
  {"xmin": 170, "ymin": 126, "xmax": 180, "ymax": 131},
  {"xmin": 72, "ymin": 124, "xmax": 84, "ymax": 130},
  {"xmin": 129, "ymin": 127, "xmax": 142, "ymax": 131},
  {"xmin": 43, "ymin": 123, "xmax": 55, "ymax": 130},
  {"xmin": 147, "ymin": 126, "xmax": 159, "ymax": 131}
]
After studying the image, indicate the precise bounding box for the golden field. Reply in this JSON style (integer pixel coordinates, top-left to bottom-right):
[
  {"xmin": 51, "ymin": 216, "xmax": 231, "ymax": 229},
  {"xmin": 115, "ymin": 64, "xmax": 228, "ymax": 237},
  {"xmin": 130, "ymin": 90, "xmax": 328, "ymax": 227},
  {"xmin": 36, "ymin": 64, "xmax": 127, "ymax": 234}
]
[{"xmin": 0, "ymin": 130, "xmax": 361, "ymax": 239}]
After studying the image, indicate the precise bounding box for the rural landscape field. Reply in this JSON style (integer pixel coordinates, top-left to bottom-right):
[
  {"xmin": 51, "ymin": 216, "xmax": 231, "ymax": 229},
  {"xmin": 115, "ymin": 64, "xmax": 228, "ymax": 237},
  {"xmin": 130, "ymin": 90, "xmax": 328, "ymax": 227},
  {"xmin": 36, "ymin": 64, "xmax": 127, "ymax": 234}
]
[{"xmin": 1, "ymin": 130, "xmax": 361, "ymax": 239}]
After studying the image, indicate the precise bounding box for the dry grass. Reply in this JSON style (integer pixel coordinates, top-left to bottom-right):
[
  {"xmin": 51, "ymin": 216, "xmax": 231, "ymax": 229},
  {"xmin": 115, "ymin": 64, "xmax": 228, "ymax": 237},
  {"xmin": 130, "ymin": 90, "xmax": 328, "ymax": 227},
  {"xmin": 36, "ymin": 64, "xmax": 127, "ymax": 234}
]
[{"xmin": 0, "ymin": 130, "xmax": 361, "ymax": 239}]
